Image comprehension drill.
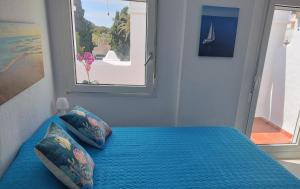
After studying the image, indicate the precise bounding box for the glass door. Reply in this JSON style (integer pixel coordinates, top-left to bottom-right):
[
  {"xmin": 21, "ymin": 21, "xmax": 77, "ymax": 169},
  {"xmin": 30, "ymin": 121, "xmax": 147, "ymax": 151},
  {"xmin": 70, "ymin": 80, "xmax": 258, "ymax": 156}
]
[
  {"xmin": 246, "ymin": 0, "xmax": 300, "ymax": 159},
  {"xmin": 251, "ymin": 7, "xmax": 300, "ymax": 145}
]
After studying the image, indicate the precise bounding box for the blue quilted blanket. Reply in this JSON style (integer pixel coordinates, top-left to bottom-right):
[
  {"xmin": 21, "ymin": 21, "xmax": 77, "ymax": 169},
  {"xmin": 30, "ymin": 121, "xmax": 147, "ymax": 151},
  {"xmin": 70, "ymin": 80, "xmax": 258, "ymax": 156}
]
[{"xmin": 1, "ymin": 116, "xmax": 300, "ymax": 189}]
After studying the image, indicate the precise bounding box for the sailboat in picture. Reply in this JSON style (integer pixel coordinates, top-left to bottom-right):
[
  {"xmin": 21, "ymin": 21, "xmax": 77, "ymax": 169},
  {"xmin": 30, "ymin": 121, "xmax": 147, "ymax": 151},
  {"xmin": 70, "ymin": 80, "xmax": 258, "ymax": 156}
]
[{"xmin": 203, "ymin": 22, "xmax": 215, "ymax": 45}]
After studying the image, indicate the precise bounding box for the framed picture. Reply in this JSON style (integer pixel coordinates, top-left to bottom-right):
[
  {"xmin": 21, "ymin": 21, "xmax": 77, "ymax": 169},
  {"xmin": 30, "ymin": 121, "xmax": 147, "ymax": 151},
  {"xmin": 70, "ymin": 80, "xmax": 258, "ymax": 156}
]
[
  {"xmin": 0, "ymin": 21, "xmax": 44, "ymax": 105},
  {"xmin": 198, "ymin": 6, "xmax": 239, "ymax": 57}
]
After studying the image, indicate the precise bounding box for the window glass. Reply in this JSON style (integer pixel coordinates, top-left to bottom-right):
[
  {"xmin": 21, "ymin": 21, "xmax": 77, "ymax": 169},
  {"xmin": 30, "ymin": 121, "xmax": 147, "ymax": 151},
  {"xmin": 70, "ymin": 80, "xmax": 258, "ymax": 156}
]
[{"xmin": 71, "ymin": 0, "xmax": 147, "ymax": 86}]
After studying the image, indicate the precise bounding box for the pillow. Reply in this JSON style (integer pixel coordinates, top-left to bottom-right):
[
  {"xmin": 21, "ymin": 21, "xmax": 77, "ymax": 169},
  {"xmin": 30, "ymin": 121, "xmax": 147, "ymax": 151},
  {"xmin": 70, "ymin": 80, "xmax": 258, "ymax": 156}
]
[
  {"xmin": 60, "ymin": 106, "xmax": 112, "ymax": 149},
  {"xmin": 35, "ymin": 123, "xmax": 94, "ymax": 189}
]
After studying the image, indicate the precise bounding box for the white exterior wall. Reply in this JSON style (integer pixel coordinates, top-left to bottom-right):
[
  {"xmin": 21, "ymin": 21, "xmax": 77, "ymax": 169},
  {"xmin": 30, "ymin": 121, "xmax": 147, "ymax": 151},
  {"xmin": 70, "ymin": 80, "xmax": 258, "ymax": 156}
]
[
  {"xmin": 256, "ymin": 10, "xmax": 300, "ymax": 134},
  {"xmin": 284, "ymin": 26, "xmax": 300, "ymax": 135},
  {"xmin": 129, "ymin": 2, "xmax": 146, "ymax": 68},
  {"xmin": 255, "ymin": 11, "xmax": 290, "ymax": 126}
]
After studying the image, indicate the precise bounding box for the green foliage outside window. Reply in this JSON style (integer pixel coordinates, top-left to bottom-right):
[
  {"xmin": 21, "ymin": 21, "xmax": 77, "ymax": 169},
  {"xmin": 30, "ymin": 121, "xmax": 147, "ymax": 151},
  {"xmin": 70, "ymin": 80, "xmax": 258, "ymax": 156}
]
[
  {"xmin": 110, "ymin": 7, "xmax": 130, "ymax": 61},
  {"xmin": 74, "ymin": 0, "xmax": 130, "ymax": 61}
]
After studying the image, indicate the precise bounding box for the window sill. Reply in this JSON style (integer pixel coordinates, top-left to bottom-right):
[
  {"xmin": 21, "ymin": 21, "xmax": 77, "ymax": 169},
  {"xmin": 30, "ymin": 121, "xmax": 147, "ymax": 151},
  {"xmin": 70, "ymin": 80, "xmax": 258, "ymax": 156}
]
[{"xmin": 65, "ymin": 83, "xmax": 156, "ymax": 97}]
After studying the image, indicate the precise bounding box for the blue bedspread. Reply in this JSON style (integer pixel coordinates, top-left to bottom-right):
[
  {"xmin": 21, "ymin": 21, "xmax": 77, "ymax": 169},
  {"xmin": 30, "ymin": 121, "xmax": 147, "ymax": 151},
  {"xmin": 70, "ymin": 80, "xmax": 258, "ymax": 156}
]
[{"xmin": 1, "ymin": 116, "xmax": 300, "ymax": 189}]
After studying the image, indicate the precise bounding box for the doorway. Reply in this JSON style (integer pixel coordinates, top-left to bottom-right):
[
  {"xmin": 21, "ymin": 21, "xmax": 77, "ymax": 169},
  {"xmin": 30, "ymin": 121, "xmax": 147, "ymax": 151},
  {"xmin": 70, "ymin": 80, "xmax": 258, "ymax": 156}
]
[{"xmin": 250, "ymin": 8, "xmax": 300, "ymax": 145}]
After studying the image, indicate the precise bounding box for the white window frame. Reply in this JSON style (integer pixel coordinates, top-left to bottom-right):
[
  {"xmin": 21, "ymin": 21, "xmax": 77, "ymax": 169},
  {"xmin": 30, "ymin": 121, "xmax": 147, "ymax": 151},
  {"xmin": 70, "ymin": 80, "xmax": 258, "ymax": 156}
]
[{"xmin": 66, "ymin": 0, "xmax": 157, "ymax": 95}]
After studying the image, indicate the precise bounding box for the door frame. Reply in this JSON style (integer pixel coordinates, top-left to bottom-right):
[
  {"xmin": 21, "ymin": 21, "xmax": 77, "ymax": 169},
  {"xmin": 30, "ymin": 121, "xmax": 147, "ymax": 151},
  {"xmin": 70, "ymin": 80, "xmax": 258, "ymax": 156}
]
[{"xmin": 245, "ymin": 0, "xmax": 300, "ymax": 159}]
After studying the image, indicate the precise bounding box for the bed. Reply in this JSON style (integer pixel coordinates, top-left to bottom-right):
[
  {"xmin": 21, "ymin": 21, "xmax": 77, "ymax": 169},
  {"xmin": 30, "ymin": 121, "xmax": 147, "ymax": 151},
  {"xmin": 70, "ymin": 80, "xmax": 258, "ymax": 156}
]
[{"xmin": 1, "ymin": 116, "xmax": 300, "ymax": 189}]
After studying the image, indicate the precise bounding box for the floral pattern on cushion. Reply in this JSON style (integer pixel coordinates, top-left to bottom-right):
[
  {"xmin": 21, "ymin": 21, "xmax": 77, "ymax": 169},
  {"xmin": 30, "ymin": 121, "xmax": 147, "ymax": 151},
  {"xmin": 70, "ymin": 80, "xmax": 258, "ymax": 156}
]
[
  {"xmin": 60, "ymin": 106, "xmax": 112, "ymax": 149},
  {"xmin": 35, "ymin": 123, "xmax": 94, "ymax": 189}
]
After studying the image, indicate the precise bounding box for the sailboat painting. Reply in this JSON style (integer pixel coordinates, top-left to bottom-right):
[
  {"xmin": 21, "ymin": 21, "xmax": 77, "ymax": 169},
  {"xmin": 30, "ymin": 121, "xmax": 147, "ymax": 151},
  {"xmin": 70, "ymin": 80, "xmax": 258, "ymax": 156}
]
[
  {"xmin": 202, "ymin": 23, "xmax": 215, "ymax": 45},
  {"xmin": 199, "ymin": 6, "xmax": 239, "ymax": 57}
]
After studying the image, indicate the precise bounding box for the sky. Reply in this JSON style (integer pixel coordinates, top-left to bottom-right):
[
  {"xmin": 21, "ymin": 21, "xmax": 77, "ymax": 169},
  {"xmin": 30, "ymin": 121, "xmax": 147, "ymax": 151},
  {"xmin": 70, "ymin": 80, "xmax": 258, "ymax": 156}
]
[
  {"xmin": 81, "ymin": 0, "xmax": 129, "ymax": 28},
  {"xmin": 0, "ymin": 22, "xmax": 40, "ymax": 37}
]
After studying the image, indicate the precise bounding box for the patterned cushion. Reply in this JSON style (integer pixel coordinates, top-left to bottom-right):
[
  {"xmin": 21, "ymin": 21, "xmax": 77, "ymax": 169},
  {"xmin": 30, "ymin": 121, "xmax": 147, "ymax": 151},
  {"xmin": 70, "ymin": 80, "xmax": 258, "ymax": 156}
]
[
  {"xmin": 35, "ymin": 123, "xmax": 94, "ymax": 189},
  {"xmin": 60, "ymin": 106, "xmax": 112, "ymax": 149}
]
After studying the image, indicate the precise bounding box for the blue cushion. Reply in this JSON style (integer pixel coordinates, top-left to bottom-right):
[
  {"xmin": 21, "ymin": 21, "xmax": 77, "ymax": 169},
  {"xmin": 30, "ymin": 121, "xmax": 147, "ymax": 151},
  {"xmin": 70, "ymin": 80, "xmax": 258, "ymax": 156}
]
[
  {"xmin": 60, "ymin": 106, "xmax": 112, "ymax": 149},
  {"xmin": 35, "ymin": 122, "xmax": 94, "ymax": 189}
]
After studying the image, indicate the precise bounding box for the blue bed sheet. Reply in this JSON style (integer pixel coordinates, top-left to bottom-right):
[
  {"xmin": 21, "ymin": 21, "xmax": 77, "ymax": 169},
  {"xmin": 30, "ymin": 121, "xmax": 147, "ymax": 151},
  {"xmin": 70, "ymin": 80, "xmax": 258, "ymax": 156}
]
[{"xmin": 1, "ymin": 116, "xmax": 300, "ymax": 189}]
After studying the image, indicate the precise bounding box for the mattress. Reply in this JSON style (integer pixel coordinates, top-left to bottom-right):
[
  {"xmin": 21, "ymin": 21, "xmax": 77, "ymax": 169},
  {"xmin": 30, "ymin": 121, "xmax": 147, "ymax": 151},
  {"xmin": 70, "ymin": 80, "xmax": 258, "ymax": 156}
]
[{"xmin": 1, "ymin": 116, "xmax": 300, "ymax": 189}]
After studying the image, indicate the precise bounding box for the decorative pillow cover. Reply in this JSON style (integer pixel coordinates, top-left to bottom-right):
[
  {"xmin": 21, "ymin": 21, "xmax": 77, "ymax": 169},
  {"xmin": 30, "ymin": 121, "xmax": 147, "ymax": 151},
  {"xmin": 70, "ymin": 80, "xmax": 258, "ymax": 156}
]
[
  {"xmin": 35, "ymin": 123, "xmax": 94, "ymax": 189},
  {"xmin": 60, "ymin": 106, "xmax": 112, "ymax": 149}
]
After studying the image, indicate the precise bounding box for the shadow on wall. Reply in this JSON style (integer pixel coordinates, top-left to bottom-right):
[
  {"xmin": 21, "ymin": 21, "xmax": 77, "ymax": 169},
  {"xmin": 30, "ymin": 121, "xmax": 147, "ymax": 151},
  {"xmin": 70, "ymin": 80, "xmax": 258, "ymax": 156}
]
[
  {"xmin": 279, "ymin": 160, "xmax": 300, "ymax": 179},
  {"xmin": 256, "ymin": 38, "xmax": 287, "ymax": 128},
  {"xmin": 255, "ymin": 11, "xmax": 288, "ymax": 129},
  {"xmin": 265, "ymin": 45, "xmax": 286, "ymax": 127}
]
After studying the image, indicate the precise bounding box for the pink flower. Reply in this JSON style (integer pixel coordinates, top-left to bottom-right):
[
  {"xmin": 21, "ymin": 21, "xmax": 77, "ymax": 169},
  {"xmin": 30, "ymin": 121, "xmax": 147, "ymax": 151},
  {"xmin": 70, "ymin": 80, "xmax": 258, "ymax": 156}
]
[
  {"xmin": 88, "ymin": 117, "xmax": 99, "ymax": 128},
  {"xmin": 77, "ymin": 55, "xmax": 84, "ymax": 62},
  {"xmin": 73, "ymin": 148, "xmax": 87, "ymax": 164},
  {"xmin": 85, "ymin": 64, "xmax": 91, "ymax": 72},
  {"xmin": 86, "ymin": 60, "xmax": 94, "ymax": 65},
  {"xmin": 83, "ymin": 52, "xmax": 95, "ymax": 65}
]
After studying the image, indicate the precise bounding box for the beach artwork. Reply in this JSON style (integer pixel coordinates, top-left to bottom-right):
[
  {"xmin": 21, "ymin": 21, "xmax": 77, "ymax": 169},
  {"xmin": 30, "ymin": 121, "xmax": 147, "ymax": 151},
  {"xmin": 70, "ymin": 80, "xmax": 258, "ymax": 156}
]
[
  {"xmin": 0, "ymin": 22, "xmax": 44, "ymax": 105},
  {"xmin": 198, "ymin": 6, "xmax": 239, "ymax": 57}
]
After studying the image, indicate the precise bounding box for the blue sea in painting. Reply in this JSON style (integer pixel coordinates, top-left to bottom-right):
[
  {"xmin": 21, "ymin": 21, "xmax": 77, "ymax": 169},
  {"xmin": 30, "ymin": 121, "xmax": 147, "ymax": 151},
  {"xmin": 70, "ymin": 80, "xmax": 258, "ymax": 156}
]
[
  {"xmin": 0, "ymin": 35, "xmax": 42, "ymax": 71},
  {"xmin": 199, "ymin": 15, "xmax": 238, "ymax": 57},
  {"xmin": 198, "ymin": 6, "xmax": 239, "ymax": 57}
]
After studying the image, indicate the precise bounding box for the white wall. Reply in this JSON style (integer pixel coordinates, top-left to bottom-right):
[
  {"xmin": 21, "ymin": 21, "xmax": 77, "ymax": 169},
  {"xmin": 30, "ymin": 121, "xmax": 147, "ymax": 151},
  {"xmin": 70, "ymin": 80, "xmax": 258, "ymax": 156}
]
[
  {"xmin": 177, "ymin": 0, "xmax": 266, "ymax": 127},
  {"xmin": 47, "ymin": 0, "xmax": 267, "ymax": 128},
  {"xmin": 0, "ymin": 0, "xmax": 55, "ymax": 177},
  {"xmin": 129, "ymin": 2, "xmax": 146, "ymax": 68},
  {"xmin": 284, "ymin": 27, "xmax": 300, "ymax": 134},
  {"xmin": 235, "ymin": 0, "xmax": 268, "ymax": 132}
]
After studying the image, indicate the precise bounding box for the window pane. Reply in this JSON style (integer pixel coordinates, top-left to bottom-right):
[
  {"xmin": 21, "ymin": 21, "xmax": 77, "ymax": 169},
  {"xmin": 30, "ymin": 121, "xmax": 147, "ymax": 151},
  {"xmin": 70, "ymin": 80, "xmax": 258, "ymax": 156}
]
[{"xmin": 72, "ymin": 0, "xmax": 147, "ymax": 85}]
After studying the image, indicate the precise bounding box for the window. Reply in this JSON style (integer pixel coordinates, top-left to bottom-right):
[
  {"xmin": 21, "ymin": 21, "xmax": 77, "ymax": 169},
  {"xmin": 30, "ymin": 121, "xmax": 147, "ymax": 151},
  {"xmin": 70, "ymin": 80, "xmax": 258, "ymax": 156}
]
[{"xmin": 69, "ymin": 0, "xmax": 156, "ymax": 94}]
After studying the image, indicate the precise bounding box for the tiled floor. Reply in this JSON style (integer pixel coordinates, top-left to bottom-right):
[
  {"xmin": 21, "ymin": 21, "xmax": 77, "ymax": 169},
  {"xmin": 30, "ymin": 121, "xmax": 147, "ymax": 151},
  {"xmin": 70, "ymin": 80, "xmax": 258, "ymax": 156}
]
[
  {"xmin": 251, "ymin": 118, "xmax": 299, "ymax": 178},
  {"xmin": 251, "ymin": 117, "xmax": 293, "ymax": 145}
]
